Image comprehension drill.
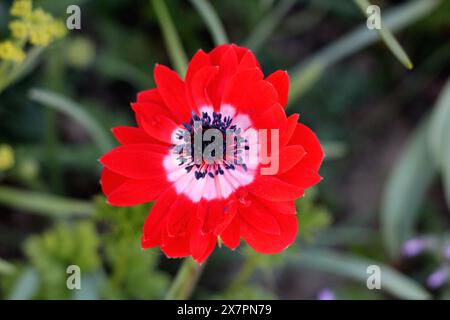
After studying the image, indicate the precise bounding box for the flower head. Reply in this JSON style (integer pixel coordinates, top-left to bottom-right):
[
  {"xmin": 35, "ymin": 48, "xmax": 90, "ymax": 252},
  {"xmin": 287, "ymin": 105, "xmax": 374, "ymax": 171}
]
[
  {"xmin": 100, "ymin": 44, "xmax": 324, "ymax": 263},
  {"xmin": 10, "ymin": 0, "xmax": 32, "ymax": 18},
  {"xmin": 0, "ymin": 41, "xmax": 26, "ymax": 62},
  {"xmin": 317, "ymin": 288, "xmax": 336, "ymax": 300},
  {"xmin": 427, "ymin": 267, "xmax": 449, "ymax": 289}
]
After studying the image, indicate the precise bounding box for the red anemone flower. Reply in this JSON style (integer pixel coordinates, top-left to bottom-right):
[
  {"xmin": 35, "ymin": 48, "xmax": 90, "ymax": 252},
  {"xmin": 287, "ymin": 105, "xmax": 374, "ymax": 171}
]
[{"xmin": 100, "ymin": 44, "xmax": 324, "ymax": 263}]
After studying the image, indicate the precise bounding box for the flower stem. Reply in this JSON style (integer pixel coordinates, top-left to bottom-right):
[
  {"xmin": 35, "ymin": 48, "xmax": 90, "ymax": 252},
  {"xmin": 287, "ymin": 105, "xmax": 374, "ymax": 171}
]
[
  {"xmin": 151, "ymin": 0, "xmax": 188, "ymax": 77},
  {"xmin": 165, "ymin": 257, "xmax": 205, "ymax": 300},
  {"xmin": 226, "ymin": 254, "xmax": 259, "ymax": 294}
]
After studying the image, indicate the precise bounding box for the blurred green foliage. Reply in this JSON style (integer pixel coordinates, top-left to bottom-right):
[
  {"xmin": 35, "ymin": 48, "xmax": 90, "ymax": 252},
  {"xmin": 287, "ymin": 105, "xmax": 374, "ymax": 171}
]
[{"xmin": 0, "ymin": 0, "xmax": 450, "ymax": 300}]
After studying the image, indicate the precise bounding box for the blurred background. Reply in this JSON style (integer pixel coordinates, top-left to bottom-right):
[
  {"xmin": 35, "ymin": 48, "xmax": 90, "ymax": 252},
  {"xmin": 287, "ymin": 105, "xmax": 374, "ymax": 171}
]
[{"xmin": 0, "ymin": 0, "xmax": 449, "ymax": 300}]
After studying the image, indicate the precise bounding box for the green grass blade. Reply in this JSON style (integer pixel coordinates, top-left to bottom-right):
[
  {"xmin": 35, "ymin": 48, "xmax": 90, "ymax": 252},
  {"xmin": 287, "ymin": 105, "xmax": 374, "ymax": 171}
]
[
  {"xmin": 287, "ymin": 0, "xmax": 440, "ymax": 108},
  {"xmin": 292, "ymin": 248, "xmax": 431, "ymax": 300},
  {"xmin": 427, "ymin": 77, "xmax": 450, "ymax": 208},
  {"xmin": 380, "ymin": 120, "xmax": 435, "ymax": 258},
  {"xmin": 151, "ymin": 0, "xmax": 188, "ymax": 76},
  {"xmin": 353, "ymin": 0, "xmax": 413, "ymax": 70},
  {"xmin": 0, "ymin": 186, "xmax": 94, "ymax": 217},
  {"xmin": 189, "ymin": 0, "xmax": 229, "ymax": 45},
  {"xmin": 29, "ymin": 88, "xmax": 114, "ymax": 154},
  {"xmin": 244, "ymin": 0, "xmax": 296, "ymax": 51}
]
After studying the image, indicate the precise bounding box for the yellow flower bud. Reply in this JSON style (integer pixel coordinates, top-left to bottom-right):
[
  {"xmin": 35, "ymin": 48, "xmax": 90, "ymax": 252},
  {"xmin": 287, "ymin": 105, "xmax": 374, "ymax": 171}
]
[
  {"xmin": 10, "ymin": 0, "xmax": 32, "ymax": 17},
  {"xmin": 30, "ymin": 28, "xmax": 51, "ymax": 46},
  {"xmin": 0, "ymin": 41, "xmax": 26, "ymax": 62},
  {"xmin": 0, "ymin": 145, "xmax": 15, "ymax": 171},
  {"xmin": 51, "ymin": 21, "xmax": 68, "ymax": 39},
  {"xmin": 9, "ymin": 20, "xmax": 29, "ymax": 39},
  {"xmin": 29, "ymin": 8, "xmax": 52, "ymax": 25}
]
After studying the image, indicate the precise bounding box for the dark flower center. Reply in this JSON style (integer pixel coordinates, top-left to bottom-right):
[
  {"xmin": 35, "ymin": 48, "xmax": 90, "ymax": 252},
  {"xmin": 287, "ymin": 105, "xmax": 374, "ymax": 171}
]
[{"xmin": 172, "ymin": 111, "xmax": 249, "ymax": 180}]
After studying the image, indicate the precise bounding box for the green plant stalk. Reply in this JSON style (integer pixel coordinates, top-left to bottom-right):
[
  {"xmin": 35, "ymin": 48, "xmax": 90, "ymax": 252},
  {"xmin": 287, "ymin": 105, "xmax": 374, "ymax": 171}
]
[
  {"xmin": 189, "ymin": 0, "xmax": 228, "ymax": 45},
  {"xmin": 287, "ymin": 0, "xmax": 441, "ymax": 108},
  {"xmin": 244, "ymin": 0, "xmax": 296, "ymax": 51},
  {"xmin": 43, "ymin": 52, "xmax": 66, "ymax": 193},
  {"xmin": 165, "ymin": 257, "xmax": 205, "ymax": 300},
  {"xmin": 29, "ymin": 88, "xmax": 114, "ymax": 154},
  {"xmin": 0, "ymin": 186, "xmax": 94, "ymax": 217},
  {"xmin": 151, "ymin": 0, "xmax": 189, "ymax": 77},
  {"xmin": 226, "ymin": 254, "xmax": 259, "ymax": 294},
  {"xmin": 353, "ymin": 0, "xmax": 413, "ymax": 70}
]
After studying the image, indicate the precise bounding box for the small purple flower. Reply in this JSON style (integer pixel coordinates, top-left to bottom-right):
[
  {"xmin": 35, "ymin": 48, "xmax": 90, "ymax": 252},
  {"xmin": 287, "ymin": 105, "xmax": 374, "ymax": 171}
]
[
  {"xmin": 317, "ymin": 288, "xmax": 336, "ymax": 300},
  {"xmin": 402, "ymin": 238, "xmax": 427, "ymax": 257},
  {"xmin": 427, "ymin": 267, "xmax": 449, "ymax": 289}
]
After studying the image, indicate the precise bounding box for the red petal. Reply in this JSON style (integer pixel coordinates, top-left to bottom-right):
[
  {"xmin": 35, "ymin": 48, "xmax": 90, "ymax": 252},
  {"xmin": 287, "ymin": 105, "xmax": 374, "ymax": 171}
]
[
  {"xmin": 201, "ymin": 198, "xmax": 236, "ymax": 235},
  {"xmin": 99, "ymin": 144, "xmax": 168, "ymax": 179},
  {"xmin": 142, "ymin": 188, "xmax": 177, "ymax": 249},
  {"xmin": 190, "ymin": 215, "xmax": 217, "ymax": 263},
  {"xmin": 288, "ymin": 123, "xmax": 324, "ymax": 171},
  {"xmin": 266, "ymin": 70, "xmax": 289, "ymax": 108},
  {"xmin": 161, "ymin": 233, "xmax": 191, "ymax": 258},
  {"xmin": 236, "ymin": 80, "xmax": 278, "ymax": 116},
  {"xmin": 256, "ymin": 198, "xmax": 297, "ymax": 215},
  {"xmin": 247, "ymin": 175, "xmax": 304, "ymax": 201},
  {"xmin": 154, "ymin": 64, "xmax": 192, "ymax": 122},
  {"xmin": 208, "ymin": 44, "xmax": 234, "ymax": 65},
  {"xmin": 237, "ymin": 49, "xmax": 260, "ymax": 71},
  {"xmin": 137, "ymin": 88, "xmax": 165, "ymax": 105},
  {"xmin": 207, "ymin": 47, "xmax": 238, "ymax": 109},
  {"xmin": 196, "ymin": 235, "xmax": 217, "ymax": 263},
  {"xmin": 112, "ymin": 126, "xmax": 163, "ymax": 145},
  {"xmin": 241, "ymin": 211, "xmax": 298, "ymax": 254},
  {"xmin": 166, "ymin": 195, "xmax": 196, "ymax": 237},
  {"xmin": 279, "ymin": 166, "xmax": 322, "ymax": 189},
  {"xmin": 133, "ymin": 102, "xmax": 179, "ymax": 144},
  {"xmin": 222, "ymin": 68, "xmax": 263, "ymax": 107},
  {"xmin": 107, "ymin": 176, "xmax": 169, "ymax": 206},
  {"xmin": 100, "ymin": 168, "xmax": 126, "ymax": 196},
  {"xmin": 186, "ymin": 49, "xmax": 212, "ymax": 84},
  {"xmin": 274, "ymin": 145, "xmax": 306, "ymax": 175},
  {"xmin": 241, "ymin": 202, "xmax": 281, "ymax": 235},
  {"xmin": 189, "ymin": 66, "xmax": 218, "ymax": 109},
  {"xmin": 281, "ymin": 113, "xmax": 299, "ymax": 146},
  {"xmin": 220, "ymin": 216, "xmax": 240, "ymax": 249},
  {"xmin": 252, "ymin": 102, "xmax": 287, "ymax": 131}
]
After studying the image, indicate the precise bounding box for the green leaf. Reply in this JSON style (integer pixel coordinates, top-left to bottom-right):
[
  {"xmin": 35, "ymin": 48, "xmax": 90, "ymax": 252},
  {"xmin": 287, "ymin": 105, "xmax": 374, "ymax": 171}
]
[
  {"xmin": 9, "ymin": 267, "xmax": 39, "ymax": 300},
  {"xmin": 353, "ymin": 0, "xmax": 413, "ymax": 69},
  {"xmin": 0, "ymin": 258, "xmax": 15, "ymax": 275},
  {"xmin": 0, "ymin": 186, "xmax": 93, "ymax": 217},
  {"xmin": 29, "ymin": 88, "xmax": 114, "ymax": 154},
  {"xmin": 428, "ymin": 77, "xmax": 450, "ymax": 208},
  {"xmin": 291, "ymin": 248, "xmax": 431, "ymax": 300},
  {"xmin": 428, "ymin": 78, "xmax": 450, "ymax": 167},
  {"xmin": 189, "ymin": 0, "xmax": 229, "ymax": 45},
  {"xmin": 287, "ymin": 0, "xmax": 441, "ymax": 107},
  {"xmin": 151, "ymin": 0, "xmax": 188, "ymax": 76},
  {"xmin": 380, "ymin": 120, "xmax": 435, "ymax": 259},
  {"xmin": 244, "ymin": 0, "xmax": 296, "ymax": 51}
]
